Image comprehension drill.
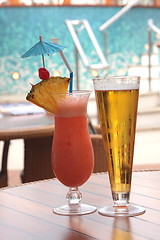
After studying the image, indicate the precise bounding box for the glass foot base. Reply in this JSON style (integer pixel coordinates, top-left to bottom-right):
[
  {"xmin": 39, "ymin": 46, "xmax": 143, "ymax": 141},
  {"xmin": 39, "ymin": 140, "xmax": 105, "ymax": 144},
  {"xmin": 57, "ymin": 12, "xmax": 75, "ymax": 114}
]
[
  {"xmin": 98, "ymin": 204, "xmax": 146, "ymax": 217},
  {"xmin": 53, "ymin": 203, "xmax": 97, "ymax": 216}
]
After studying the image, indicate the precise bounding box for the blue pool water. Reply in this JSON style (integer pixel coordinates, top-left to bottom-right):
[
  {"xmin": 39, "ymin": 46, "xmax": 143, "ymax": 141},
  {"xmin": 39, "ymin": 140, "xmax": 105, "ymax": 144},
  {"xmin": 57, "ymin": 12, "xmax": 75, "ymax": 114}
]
[{"xmin": 0, "ymin": 6, "xmax": 160, "ymax": 94}]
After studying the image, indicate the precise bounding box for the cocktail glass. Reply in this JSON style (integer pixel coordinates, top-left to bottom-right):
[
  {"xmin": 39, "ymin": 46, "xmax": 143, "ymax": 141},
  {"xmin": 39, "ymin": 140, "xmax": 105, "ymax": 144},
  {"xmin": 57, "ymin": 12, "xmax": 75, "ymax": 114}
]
[
  {"xmin": 93, "ymin": 76, "xmax": 146, "ymax": 217},
  {"xmin": 51, "ymin": 90, "xmax": 97, "ymax": 215}
]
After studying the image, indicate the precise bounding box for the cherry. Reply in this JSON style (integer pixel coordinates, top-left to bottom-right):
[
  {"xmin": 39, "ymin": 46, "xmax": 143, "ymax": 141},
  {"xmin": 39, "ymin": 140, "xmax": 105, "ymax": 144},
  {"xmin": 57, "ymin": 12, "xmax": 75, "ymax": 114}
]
[{"xmin": 38, "ymin": 68, "xmax": 50, "ymax": 80}]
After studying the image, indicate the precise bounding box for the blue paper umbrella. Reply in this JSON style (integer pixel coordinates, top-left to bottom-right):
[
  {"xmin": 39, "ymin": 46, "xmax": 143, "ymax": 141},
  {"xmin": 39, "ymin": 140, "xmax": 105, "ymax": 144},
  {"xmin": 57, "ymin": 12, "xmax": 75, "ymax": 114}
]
[
  {"xmin": 22, "ymin": 36, "xmax": 73, "ymax": 92},
  {"xmin": 21, "ymin": 36, "xmax": 66, "ymax": 68}
]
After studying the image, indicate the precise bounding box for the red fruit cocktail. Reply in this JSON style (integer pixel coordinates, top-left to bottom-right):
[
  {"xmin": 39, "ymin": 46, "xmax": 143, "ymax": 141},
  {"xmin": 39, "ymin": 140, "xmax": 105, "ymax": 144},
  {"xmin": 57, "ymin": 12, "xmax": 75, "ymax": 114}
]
[{"xmin": 51, "ymin": 90, "xmax": 97, "ymax": 215}]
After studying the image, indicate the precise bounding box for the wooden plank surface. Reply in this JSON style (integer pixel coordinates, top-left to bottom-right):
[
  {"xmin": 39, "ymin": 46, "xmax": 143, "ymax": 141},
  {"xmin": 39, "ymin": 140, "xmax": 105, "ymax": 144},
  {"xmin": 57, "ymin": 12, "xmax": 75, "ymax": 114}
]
[{"xmin": 0, "ymin": 171, "xmax": 160, "ymax": 240}]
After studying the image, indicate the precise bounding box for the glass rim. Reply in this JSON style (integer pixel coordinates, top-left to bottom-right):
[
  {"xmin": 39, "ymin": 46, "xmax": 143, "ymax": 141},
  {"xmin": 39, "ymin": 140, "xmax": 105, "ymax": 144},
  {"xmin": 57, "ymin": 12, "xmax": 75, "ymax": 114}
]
[
  {"xmin": 93, "ymin": 76, "xmax": 140, "ymax": 81},
  {"xmin": 93, "ymin": 76, "xmax": 140, "ymax": 90}
]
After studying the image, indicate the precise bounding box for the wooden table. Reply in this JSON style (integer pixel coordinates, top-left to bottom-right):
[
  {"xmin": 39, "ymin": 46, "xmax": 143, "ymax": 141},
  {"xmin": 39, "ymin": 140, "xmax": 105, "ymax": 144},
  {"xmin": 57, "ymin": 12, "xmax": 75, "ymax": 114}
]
[
  {"xmin": 0, "ymin": 112, "xmax": 54, "ymax": 140},
  {"xmin": 0, "ymin": 171, "xmax": 159, "ymax": 240},
  {"xmin": 0, "ymin": 112, "xmax": 55, "ymax": 187}
]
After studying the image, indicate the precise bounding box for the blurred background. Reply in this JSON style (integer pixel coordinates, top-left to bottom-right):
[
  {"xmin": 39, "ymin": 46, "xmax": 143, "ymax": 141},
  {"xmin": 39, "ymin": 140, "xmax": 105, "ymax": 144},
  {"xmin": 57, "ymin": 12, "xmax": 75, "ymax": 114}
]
[{"xmin": 1, "ymin": 0, "xmax": 160, "ymax": 94}]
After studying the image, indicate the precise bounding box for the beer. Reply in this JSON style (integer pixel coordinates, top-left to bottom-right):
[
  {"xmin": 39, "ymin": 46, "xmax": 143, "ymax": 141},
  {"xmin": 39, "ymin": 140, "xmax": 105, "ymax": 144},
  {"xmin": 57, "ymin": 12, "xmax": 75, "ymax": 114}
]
[
  {"xmin": 93, "ymin": 77, "xmax": 145, "ymax": 217},
  {"xmin": 95, "ymin": 89, "xmax": 139, "ymax": 194}
]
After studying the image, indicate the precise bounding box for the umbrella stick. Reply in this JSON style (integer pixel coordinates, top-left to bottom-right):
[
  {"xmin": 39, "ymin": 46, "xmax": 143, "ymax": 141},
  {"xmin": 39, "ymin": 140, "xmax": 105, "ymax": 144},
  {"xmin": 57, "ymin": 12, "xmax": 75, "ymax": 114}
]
[{"xmin": 42, "ymin": 54, "xmax": 45, "ymax": 68}]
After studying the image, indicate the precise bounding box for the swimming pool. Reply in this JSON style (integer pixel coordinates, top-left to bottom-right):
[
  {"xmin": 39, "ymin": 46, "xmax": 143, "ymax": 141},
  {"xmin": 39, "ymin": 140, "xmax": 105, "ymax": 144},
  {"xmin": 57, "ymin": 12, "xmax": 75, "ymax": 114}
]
[{"xmin": 0, "ymin": 6, "xmax": 160, "ymax": 95}]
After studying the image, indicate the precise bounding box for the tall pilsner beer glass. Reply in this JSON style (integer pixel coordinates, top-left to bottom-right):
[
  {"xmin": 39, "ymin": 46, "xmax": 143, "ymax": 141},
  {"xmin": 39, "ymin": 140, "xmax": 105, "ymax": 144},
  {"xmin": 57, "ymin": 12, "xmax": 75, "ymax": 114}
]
[{"xmin": 93, "ymin": 76, "xmax": 146, "ymax": 217}]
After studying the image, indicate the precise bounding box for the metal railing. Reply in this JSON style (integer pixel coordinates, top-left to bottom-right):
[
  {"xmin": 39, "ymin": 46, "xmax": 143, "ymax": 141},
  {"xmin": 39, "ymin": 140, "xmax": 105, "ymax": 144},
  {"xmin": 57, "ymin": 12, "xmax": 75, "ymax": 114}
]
[
  {"xmin": 65, "ymin": 0, "xmax": 141, "ymax": 88},
  {"xmin": 99, "ymin": 0, "xmax": 140, "ymax": 59},
  {"xmin": 147, "ymin": 19, "xmax": 160, "ymax": 90},
  {"xmin": 99, "ymin": 0, "xmax": 140, "ymax": 31},
  {"xmin": 65, "ymin": 19, "xmax": 108, "ymax": 89}
]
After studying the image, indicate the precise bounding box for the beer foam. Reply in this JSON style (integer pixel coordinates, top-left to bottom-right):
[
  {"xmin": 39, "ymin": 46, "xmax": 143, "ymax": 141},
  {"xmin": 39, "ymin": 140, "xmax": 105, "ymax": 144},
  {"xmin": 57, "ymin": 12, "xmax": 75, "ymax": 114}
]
[{"xmin": 93, "ymin": 77, "xmax": 139, "ymax": 91}]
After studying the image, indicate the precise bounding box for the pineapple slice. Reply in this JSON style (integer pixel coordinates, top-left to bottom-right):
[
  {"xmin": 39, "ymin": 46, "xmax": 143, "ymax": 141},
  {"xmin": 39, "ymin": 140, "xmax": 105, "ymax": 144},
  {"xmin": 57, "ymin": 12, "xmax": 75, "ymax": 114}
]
[{"xmin": 26, "ymin": 76, "xmax": 70, "ymax": 114}]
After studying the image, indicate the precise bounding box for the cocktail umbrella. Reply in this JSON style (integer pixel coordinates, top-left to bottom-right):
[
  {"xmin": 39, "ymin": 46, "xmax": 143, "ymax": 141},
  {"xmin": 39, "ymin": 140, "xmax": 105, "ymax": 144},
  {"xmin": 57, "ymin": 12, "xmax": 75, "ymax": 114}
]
[
  {"xmin": 21, "ymin": 36, "xmax": 73, "ymax": 92},
  {"xmin": 21, "ymin": 36, "xmax": 65, "ymax": 68}
]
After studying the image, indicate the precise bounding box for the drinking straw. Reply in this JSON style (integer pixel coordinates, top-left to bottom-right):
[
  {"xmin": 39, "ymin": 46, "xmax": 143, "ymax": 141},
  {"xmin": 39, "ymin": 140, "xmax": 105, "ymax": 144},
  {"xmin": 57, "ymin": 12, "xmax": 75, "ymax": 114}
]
[
  {"xmin": 52, "ymin": 38, "xmax": 73, "ymax": 93},
  {"xmin": 59, "ymin": 50, "xmax": 73, "ymax": 93},
  {"xmin": 69, "ymin": 72, "xmax": 73, "ymax": 93}
]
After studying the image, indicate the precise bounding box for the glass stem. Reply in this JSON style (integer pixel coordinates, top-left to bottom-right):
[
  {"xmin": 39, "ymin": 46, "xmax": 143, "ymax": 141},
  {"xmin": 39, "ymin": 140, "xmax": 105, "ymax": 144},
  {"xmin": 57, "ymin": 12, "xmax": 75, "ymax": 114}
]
[
  {"xmin": 112, "ymin": 192, "xmax": 130, "ymax": 207},
  {"xmin": 66, "ymin": 187, "xmax": 82, "ymax": 209}
]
